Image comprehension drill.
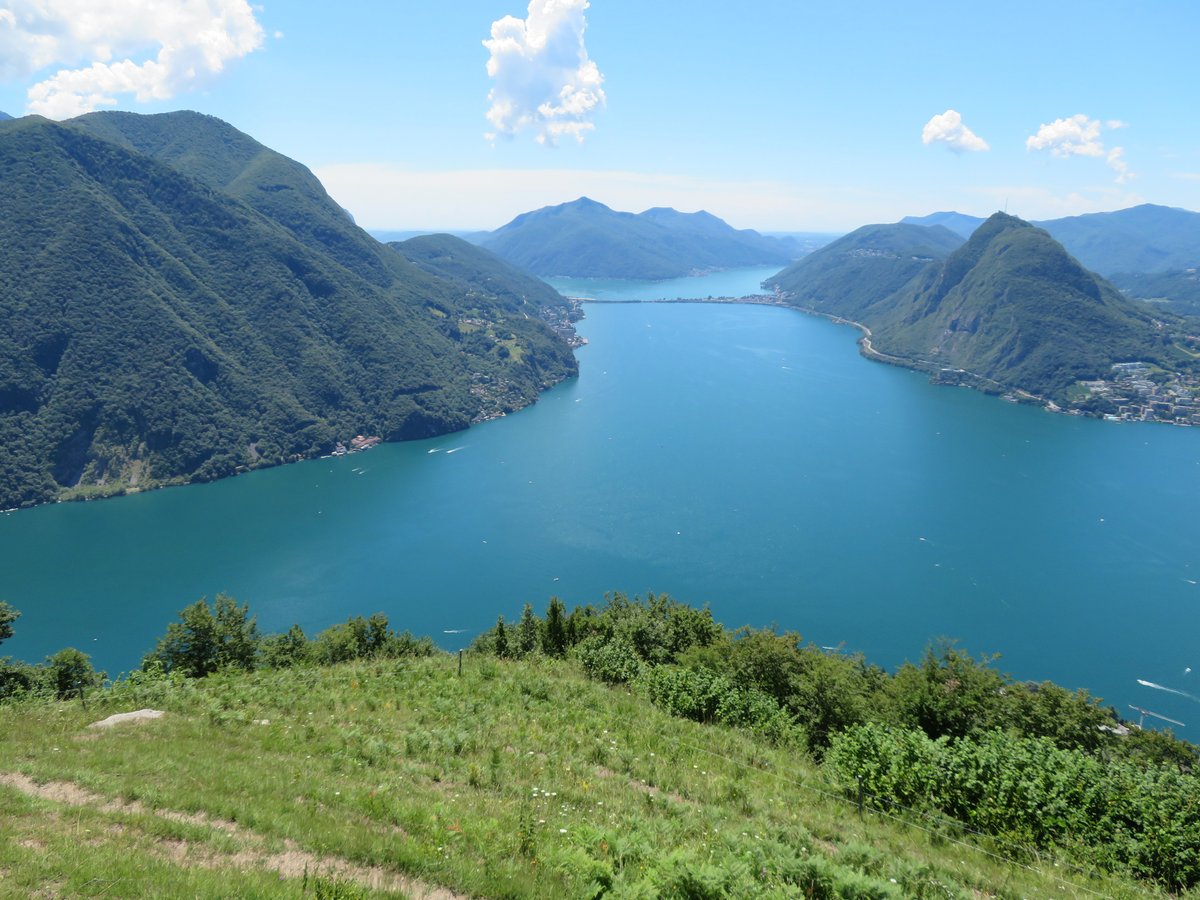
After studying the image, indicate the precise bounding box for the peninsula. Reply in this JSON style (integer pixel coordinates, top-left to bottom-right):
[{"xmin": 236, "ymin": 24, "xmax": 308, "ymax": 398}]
[{"xmin": 764, "ymin": 213, "xmax": 1200, "ymax": 425}]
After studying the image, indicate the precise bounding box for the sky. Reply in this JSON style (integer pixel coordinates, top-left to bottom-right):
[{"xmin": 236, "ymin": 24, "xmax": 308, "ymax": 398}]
[{"xmin": 2, "ymin": 1, "xmax": 1199, "ymax": 233}]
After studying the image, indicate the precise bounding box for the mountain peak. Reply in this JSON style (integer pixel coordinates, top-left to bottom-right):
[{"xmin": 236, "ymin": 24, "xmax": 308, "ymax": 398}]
[
  {"xmin": 483, "ymin": 199, "xmax": 794, "ymax": 278},
  {"xmin": 0, "ymin": 111, "xmax": 12, "ymax": 121},
  {"xmin": 562, "ymin": 196, "xmax": 611, "ymax": 211}
]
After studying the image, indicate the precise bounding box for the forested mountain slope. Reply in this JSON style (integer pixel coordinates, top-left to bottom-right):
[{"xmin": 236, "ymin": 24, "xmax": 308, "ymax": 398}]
[
  {"xmin": 768, "ymin": 213, "xmax": 1194, "ymax": 404},
  {"xmin": 480, "ymin": 196, "xmax": 796, "ymax": 278},
  {"xmin": 0, "ymin": 114, "xmax": 577, "ymax": 509}
]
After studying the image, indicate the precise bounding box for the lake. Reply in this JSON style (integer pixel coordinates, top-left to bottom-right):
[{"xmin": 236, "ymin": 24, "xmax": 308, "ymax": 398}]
[{"xmin": 3, "ymin": 268, "xmax": 1199, "ymax": 730}]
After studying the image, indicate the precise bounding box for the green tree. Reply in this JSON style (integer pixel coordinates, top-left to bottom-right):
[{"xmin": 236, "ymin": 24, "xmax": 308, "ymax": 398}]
[
  {"xmin": 886, "ymin": 642, "xmax": 1007, "ymax": 739},
  {"xmin": 259, "ymin": 624, "xmax": 309, "ymax": 669},
  {"xmin": 543, "ymin": 597, "xmax": 567, "ymax": 657},
  {"xmin": 494, "ymin": 615, "xmax": 508, "ymax": 658},
  {"xmin": 0, "ymin": 601, "xmax": 18, "ymax": 646},
  {"xmin": 144, "ymin": 594, "xmax": 259, "ymax": 677},
  {"xmin": 44, "ymin": 647, "xmax": 98, "ymax": 699},
  {"xmin": 515, "ymin": 603, "xmax": 539, "ymax": 658}
]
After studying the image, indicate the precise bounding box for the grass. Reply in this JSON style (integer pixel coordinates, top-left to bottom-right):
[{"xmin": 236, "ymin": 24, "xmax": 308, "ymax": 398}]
[{"xmin": 0, "ymin": 655, "xmax": 1182, "ymax": 898}]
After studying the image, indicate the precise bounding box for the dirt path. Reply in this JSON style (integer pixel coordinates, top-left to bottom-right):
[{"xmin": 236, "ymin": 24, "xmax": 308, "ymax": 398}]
[{"xmin": 0, "ymin": 771, "xmax": 468, "ymax": 899}]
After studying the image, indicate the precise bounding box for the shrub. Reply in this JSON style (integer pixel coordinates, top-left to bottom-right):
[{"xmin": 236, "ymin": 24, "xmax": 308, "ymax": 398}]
[{"xmin": 574, "ymin": 635, "xmax": 643, "ymax": 684}]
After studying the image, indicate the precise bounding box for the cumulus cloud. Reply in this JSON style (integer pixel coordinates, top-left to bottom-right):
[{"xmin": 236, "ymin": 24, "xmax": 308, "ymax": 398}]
[
  {"xmin": 0, "ymin": 1, "xmax": 263, "ymax": 119},
  {"xmin": 1026, "ymin": 114, "xmax": 1133, "ymax": 183},
  {"xmin": 483, "ymin": 0, "xmax": 605, "ymax": 145},
  {"xmin": 921, "ymin": 109, "xmax": 989, "ymax": 153}
]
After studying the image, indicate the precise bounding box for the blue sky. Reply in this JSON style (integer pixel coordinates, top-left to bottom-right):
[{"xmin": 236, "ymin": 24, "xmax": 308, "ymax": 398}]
[{"xmin": 2, "ymin": 1, "xmax": 1199, "ymax": 231}]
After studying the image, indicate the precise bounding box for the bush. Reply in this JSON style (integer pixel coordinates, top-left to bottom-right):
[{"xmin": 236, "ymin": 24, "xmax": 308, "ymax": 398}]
[
  {"xmin": 826, "ymin": 722, "xmax": 1200, "ymax": 889},
  {"xmin": 259, "ymin": 624, "xmax": 310, "ymax": 669},
  {"xmin": 574, "ymin": 635, "xmax": 643, "ymax": 684}
]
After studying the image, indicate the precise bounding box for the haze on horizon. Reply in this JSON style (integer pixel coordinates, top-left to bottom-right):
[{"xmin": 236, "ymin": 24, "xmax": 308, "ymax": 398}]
[{"xmin": 1, "ymin": 1, "xmax": 1198, "ymax": 232}]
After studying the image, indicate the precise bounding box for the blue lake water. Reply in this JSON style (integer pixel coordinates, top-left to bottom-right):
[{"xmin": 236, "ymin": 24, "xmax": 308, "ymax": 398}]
[
  {"xmin": 544, "ymin": 266, "xmax": 781, "ymax": 302},
  {"xmin": 3, "ymin": 267, "xmax": 1199, "ymax": 729}
]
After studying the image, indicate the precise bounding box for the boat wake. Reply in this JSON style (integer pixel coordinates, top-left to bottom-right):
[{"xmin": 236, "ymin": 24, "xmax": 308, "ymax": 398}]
[{"xmin": 1137, "ymin": 679, "xmax": 1200, "ymax": 704}]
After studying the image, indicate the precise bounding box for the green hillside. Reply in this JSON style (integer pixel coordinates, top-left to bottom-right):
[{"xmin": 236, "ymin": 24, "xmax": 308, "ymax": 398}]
[
  {"xmin": 0, "ymin": 114, "xmax": 577, "ymax": 510},
  {"xmin": 763, "ymin": 223, "xmax": 965, "ymax": 321},
  {"xmin": 392, "ymin": 233, "xmax": 569, "ymax": 312},
  {"xmin": 1040, "ymin": 204, "xmax": 1200, "ymax": 276},
  {"xmin": 868, "ymin": 214, "xmax": 1189, "ymax": 400},
  {"xmin": 901, "ymin": 205, "xmax": 1200, "ymax": 282},
  {"xmin": 1, "ymin": 591, "xmax": 1191, "ymax": 899},
  {"xmin": 480, "ymin": 197, "xmax": 795, "ymax": 279},
  {"xmin": 768, "ymin": 214, "xmax": 1197, "ymax": 406},
  {"xmin": 1111, "ymin": 268, "xmax": 1200, "ymax": 317}
]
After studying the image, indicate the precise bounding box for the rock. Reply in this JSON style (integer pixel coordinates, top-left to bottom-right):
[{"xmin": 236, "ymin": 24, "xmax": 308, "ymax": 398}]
[{"xmin": 87, "ymin": 709, "xmax": 166, "ymax": 729}]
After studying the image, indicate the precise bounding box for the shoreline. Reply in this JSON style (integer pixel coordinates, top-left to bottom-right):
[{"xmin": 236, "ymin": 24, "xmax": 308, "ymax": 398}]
[
  {"xmin": 7, "ymin": 303, "xmax": 588, "ymax": 514},
  {"xmin": 576, "ymin": 294, "xmax": 1095, "ymax": 419}
]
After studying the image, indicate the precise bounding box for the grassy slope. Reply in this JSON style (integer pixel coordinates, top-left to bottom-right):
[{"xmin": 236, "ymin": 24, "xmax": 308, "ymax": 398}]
[{"xmin": 0, "ymin": 656, "xmax": 1166, "ymax": 899}]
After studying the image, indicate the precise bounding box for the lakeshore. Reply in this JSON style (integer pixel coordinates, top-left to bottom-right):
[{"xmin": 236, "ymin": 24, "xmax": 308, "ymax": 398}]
[
  {"xmin": 577, "ymin": 290, "xmax": 1200, "ymax": 427},
  {"xmin": 4, "ymin": 291, "xmax": 1199, "ymax": 734}
]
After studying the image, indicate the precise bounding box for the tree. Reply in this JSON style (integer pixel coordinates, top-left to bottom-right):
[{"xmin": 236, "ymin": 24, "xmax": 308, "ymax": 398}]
[
  {"xmin": 887, "ymin": 642, "xmax": 1007, "ymax": 739},
  {"xmin": 494, "ymin": 615, "xmax": 509, "ymax": 658},
  {"xmin": 260, "ymin": 624, "xmax": 309, "ymax": 669},
  {"xmin": 144, "ymin": 594, "xmax": 259, "ymax": 677},
  {"xmin": 0, "ymin": 601, "xmax": 18, "ymax": 647},
  {"xmin": 515, "ymin": 603, "xmax": 539, "ymax": 658},
  {"xmin": 543, "ymin": 597, "xmax": 567, "ymax": 657},
  {"xmin": 44, "ymin": 648, "xmax": 98, "ymax": 699}
]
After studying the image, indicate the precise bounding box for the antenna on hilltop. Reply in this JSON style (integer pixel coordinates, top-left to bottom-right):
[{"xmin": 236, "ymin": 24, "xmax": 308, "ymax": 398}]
[{"xmin": 1004, "ymin": 197, "xmax": 1008, "ymax": 214}]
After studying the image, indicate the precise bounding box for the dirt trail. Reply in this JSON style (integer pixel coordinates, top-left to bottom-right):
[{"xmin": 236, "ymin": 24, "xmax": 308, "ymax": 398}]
[{"xmin": 0, "ymin": 771, "xmax": 468, "ymax": 899}]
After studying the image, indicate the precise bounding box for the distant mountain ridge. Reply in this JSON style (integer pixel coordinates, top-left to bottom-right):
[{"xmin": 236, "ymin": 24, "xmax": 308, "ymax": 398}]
[
  {"xmin": 898, "ymin": 211, "xmax": 983, "ymax": 239},
  {"xmin": 902, "ymin": 204, "xmax": 1200, "ymax": 277},
  {"xmin": 479, "ymin": 197, "xmax": 796, "ymax": 279},
  {"xmin": 0, "ymin": 112, "xmax": 12, "ymax": 121},
  {"xmin": 0, "ymin": 111, "xmax": 578, "ymax": 509},
  {"xmin": 767, "ymin": 213, "xmax": 1196, "ymax": 406}
]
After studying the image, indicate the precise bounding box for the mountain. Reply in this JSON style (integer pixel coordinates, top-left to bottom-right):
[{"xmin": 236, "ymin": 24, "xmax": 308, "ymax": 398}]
[
  {"xmin": 902, "ymin": 204, "xmax": 1200, "ymax": 278},
  {"xmin": 899, "ymin": 211, "xmax": 985, "ymax": 239},
  {"xmin": 1038, "ymin": 204, "xmax": 1200, "ymax": 276},
  {"xmin": 391, "ymin": 233, "xmax": 585, "ymax": 352},
  {"xmin": 391, "ymin": 233, "xmax": 570, "ymax": 311},
  {"xmin": 369, "ymin": 228, "xmax": 490, "ymax": 244},
  {"xmin": 479, "ymin": 196, "xmax": 796, "ymax": 279},
  {"xmin": 769, "ymin": 213, "xmax": 1195, "ymax": 405},
  {"xmin": 1109, "ymin": 269, "xmax": 1200, "ymax": 317},
  {"xmin": 0, "ymin": 112, "xmax": 12, "ymax": 121},
  {"xmin": 0, "ymin": 112, "xmax": 577, "ymax": 509},
  {"xmin": 764, "ymin": 222, "xmax": 965, "ymax": 321}
]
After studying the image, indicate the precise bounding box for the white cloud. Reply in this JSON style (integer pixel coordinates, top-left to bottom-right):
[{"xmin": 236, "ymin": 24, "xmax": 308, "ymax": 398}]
[
  {"xmin": 1026, "ymin": 114, "xmax": 1134, "ymax": 183},
  {"xmin": 1026, "ymin": 114, "xmax": 1105, "ymax": 158},
  {"xmin": 921, "ymin": 109, "xmax": 989, "ymax": 153},
  {"xmin": 0, "ymin": 1, "xmax": 263, "ymax": 119},
  {"xmin": 483, "ymin": 0, "xmax": 605, "ymax": 146},
  {"xmin": 1106, "ymin": 147, "xmax": 1132, "ymax": 184}
]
